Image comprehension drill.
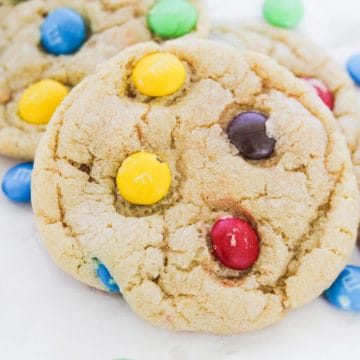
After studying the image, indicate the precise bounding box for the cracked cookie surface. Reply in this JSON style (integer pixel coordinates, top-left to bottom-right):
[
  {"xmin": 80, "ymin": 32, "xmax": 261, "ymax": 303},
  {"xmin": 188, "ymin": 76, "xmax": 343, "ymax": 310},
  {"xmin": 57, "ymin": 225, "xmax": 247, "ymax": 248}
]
[
  {"xmin": 211, "ymin": 21, "xmax": 360, "ymax": 189},
  {"xmin": 0, "ymin": 0, "xmax": 207, "ymax": 159},
  {"xmin": 32, "ymin": 40, "xmax": 360, "ymax": 334}
]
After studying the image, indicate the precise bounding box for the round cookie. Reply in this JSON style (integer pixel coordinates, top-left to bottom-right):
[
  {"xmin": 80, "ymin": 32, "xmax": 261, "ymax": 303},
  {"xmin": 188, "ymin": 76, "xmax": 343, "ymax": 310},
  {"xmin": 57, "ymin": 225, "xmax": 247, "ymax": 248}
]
[
  {"xmin": 32, "ymin": 40, "xmax": 360, "ymax": 334},
  {"xmin": 0, "ymin": 0, "xmax": 207, "ymax": 160},
  {"xmin": 211, "ymin": 21, "xmax": 360, "ymax": 187}
]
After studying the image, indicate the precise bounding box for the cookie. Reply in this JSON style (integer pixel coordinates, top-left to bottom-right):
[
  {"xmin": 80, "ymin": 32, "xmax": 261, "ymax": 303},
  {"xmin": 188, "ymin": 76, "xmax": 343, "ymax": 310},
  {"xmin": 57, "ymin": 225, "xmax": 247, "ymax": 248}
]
[
  {"xmin": 32, "ymin": 39, "xmax": 359, "ymax": 334},
  {"xmin": 211, "ymin": 21, "xmax": 360, "ymax": 188},
  {"xmin": 0, "ymin": 0, "xmax": 207, "ymax": 160}
]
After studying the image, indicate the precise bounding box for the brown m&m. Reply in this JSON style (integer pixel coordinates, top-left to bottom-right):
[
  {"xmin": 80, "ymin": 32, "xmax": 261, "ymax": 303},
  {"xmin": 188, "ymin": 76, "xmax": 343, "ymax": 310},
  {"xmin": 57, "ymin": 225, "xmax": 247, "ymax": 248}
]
[{"xmin": 227, "ymin": 111, "xmax": 276, "ymax": 160}]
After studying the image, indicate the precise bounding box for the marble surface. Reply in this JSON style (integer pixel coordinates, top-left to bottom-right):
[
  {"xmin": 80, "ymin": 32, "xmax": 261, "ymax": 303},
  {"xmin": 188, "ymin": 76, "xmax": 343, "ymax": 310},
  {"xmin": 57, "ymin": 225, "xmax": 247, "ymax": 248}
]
[{"xmin": 1, "ymin": 0, "xmax": 360, "ymax": 359}]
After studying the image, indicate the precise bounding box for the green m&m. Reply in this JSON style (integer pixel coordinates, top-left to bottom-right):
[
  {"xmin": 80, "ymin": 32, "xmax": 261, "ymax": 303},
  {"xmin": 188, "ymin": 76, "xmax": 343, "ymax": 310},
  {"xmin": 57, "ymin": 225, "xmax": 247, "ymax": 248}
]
[
  {"xmin": 147, "ymin": 0, "xmax": 198, "ymax": 39},
  {"xmin": 263, "ymin": 0, "xmax": 304, "ymax": 29}
]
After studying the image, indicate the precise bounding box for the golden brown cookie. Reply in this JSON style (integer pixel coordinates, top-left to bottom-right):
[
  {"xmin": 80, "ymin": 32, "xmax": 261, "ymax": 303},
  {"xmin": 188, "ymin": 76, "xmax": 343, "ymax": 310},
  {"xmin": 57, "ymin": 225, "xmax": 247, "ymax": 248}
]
[
  {"xmin": 0, "ymin": 0, "xmax": 208, "ymax": 159},
  {"xmin": 32, "ymin": 40, "xmax": 359, "ymax": 334},
  {"xmin": 211, "ymin": 21, "xmax": 360, "ymax": 187}
]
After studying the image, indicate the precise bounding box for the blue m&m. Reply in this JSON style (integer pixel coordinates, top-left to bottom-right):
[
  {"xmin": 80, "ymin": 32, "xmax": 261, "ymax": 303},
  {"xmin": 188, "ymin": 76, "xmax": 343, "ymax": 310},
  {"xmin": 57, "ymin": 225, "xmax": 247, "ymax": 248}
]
[
  {"xmin": 1, "ymin": 162, "xmax": 33, "ymax": 203},
  {"xmin": 347, "ymin": 53, "xmax": 360, "ymax": 85},
  {"xmin": 325, "ymin": 265, "xmax": 360, "ymax": 311},
  {"xmin": 95, "ymin": 259, "xmax": 120, "ymax": 293},
  {"xmin": 41, "ymin": 7, "xmax": 87, "ymax": 56}
]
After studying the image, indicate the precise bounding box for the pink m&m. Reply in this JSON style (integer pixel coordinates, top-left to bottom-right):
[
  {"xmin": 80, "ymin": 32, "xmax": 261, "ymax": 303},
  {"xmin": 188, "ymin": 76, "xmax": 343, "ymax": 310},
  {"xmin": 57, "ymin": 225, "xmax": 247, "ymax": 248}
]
[
  {"xmin": 210, "ymin": 217, "xmax": 259, "ymax": 270},
  {"xmin": 303, "ymin": 77, "xmax": 334, "ymax": 110}
]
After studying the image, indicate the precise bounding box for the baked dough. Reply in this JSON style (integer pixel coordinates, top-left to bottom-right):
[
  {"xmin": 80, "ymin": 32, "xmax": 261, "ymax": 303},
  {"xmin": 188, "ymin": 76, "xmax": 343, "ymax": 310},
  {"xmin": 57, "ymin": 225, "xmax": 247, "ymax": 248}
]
[{"xmin": 32, "ymin": 40, "xmax": 359, "ymax": 334}]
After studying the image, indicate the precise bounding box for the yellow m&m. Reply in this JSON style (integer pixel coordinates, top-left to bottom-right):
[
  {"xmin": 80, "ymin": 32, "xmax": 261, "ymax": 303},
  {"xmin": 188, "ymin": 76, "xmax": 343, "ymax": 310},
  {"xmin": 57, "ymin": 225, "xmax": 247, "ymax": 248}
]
[
  {"xmin": 132, "ymin": 53, "xmax": 186, "ymax": 97},
  {"xmin": 117, "ymin": 152, "xmax": 171, "ymax": 205},
  {"xmin": 18, "ymin": 79, "xmax": 69, "ymax": 125}
]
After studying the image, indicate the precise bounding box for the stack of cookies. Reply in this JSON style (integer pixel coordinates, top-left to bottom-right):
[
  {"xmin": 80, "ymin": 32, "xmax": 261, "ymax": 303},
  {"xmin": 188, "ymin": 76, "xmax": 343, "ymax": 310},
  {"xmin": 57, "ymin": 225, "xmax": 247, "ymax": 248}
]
[{"xmin": 1, "ymin": 0, "xmax": 360, "ymax": 334}]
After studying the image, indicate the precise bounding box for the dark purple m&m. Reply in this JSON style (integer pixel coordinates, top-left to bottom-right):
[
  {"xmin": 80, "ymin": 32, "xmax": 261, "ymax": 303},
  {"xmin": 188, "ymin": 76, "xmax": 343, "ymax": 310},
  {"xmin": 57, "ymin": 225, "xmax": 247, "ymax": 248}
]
[{"xmin": 227, "ymin": 112, "xmax": 276, "ymax": 160}]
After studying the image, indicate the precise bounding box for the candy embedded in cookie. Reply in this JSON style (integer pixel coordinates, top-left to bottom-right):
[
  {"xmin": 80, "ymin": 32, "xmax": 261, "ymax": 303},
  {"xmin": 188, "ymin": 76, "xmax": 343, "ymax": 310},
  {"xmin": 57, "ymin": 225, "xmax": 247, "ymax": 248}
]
[
  {"xmin": 227, "ymin": 111, "xmax": 276, "ymax": 160},
  {"xmin": 132, "ymin": 53, "xmax": 186, "ymax": 97},
  {"xmin": 41, "ymin": 7, "xmax": 87, "ymax": 56},
  {"xmin": 32, "ymin": 40, "xmax": 359, "ymax": 334},
  {"xmin": 18, "ymin": 79, "xmax": 69, "ymax": 125},
  {"xmin": 210, "ymin": 217, "xmax": 260, "ymax": 270},
  {"xmin": 116, "ymin": 152, "xmax": 171, "ymax": 206},
  {"xmin": 94, "ymin": 259, "xmax": 120, "ymax": 293},
  {"xmin": 303, "ymin": 78, "xmax": 334, "ymax": 110}
]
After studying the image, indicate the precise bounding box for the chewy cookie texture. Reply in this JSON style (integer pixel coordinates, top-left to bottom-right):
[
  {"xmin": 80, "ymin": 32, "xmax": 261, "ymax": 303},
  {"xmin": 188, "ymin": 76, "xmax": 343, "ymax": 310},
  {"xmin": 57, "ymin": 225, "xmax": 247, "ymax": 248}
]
[
  {"xmin": 32, "ymin": 39, "xmax": 360, "ymax": 334},
  {"xmin": 0, "ymin": 0, "xmax": 207, "ymax": 159},
  {"xmin": 211, "ymin": 21, "xmax": 360, "ymax": 187}
]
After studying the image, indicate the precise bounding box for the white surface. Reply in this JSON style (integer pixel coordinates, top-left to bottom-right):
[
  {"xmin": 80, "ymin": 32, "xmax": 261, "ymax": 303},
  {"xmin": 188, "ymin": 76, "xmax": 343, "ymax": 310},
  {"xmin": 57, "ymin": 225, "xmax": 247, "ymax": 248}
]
[{"xmin": 1, "ymin": 0, "xmax": 360, "ymax": 359}]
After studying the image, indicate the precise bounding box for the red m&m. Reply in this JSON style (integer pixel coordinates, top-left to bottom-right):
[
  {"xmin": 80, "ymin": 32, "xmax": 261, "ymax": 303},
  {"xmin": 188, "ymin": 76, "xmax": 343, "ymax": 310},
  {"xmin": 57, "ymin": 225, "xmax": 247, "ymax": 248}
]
[
  {"xmin": 210, "ymin": 217, "xmax": 259, "ymax": 270},
  {"xmin": 303, "ymin": 77, "xmax": 334, "ymax": 110}
]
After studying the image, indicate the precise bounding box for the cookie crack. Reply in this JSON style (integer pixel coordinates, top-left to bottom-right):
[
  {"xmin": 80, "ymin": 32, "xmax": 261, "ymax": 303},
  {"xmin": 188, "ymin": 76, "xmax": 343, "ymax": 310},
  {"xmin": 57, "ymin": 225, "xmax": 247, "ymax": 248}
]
[
  {"xmin": 55, "ymin": 184, "xmax": 88, "ymax": 276},
  {"xmin": 272, "ymin": 165, "xmax": 346, "ymax": 307}
]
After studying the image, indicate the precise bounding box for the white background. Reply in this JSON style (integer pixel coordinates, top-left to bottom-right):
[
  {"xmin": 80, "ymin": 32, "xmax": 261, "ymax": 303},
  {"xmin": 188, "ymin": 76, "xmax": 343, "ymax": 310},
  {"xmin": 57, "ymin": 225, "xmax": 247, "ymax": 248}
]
[{"xmin": 1, "ymin": 0, "xmax": 360, "ymax": 359}]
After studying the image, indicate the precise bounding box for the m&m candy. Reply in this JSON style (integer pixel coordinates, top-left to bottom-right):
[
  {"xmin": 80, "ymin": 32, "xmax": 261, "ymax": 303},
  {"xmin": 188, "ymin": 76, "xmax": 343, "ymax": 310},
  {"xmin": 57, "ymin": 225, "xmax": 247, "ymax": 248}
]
[
  {"xmin": 210, "ymin": 217, "xmax": 260, "ymax": 270},
  {"xmin": 95, "ymin": 260, "xmax": 120, "ymax": 293},
  {"xmin": 1, "ymin": 162, "xmax": 33, "ymax": 203},
  {"xmin": 263, "ymin": 0, "xmax": 304, "ymax": 28},
  {"xmin": 325, "ymin": 265, "xmax": 360, "ymax": 311},
  {"xmin": 41, "ymin": 7, "xmax": 87, "ymax": 56},
  {"xmin": 132, "ymin": 53, "xmax": 186, "ymax": 97},
  {"xmin": 18, "ymin": 79, "xmax": 69, "ymax": 125},
  {"xmin": 347, "ymin": 53, "xmax": 360, "ymax": 85},
  {"xmin": 116, "ymin": 152, "xmax": 171, "ymax": 205},
  {"xmin": 227, "ymin": 112, "xmax": 276, "ymax": 160},
  {"xmin": 303, "ymin": 78, "xmax": 334, "ymax": 110},
  {"xmin": 147, "ymin": 0, "xmax": 198, "ymax": 39}
]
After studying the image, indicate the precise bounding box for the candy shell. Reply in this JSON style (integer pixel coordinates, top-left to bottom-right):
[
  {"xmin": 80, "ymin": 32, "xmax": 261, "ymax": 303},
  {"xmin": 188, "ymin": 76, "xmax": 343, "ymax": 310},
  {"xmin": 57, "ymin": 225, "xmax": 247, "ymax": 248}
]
[
  {"xmin": 227, "ymin": 112, "xmax": 276, "ymax": 160},
  {"xmin": 210, "ymin": 217, "xmax": 260, "ymax": 270},
  {"xmin": 325, "ymin": 265, "xmax": 360, "ymax": 311},
  {"xmin": 147, "ymin": 0, "xmax": 198, "ymax": 39},
  {"xmin": 117, "ymin": 152, "xmax": 171, "ymax": 205},
  {"xmin": 95, "ymin": 260, "xmax": 120, "ymax": 293},
  {"xmin": 41, "ymin": 7, "xmax": 86, "ymax": 56},
  {"xmin": 1, "ymin": 162, "xmax": 33, "ymax": 203},
  {"xmin": 18, "ymin": 79, "xmax": 69, "ymax": 125},
  {"xmin": 263, "ymin": 0, "xmax": 304, "ymax": 28},
  {"xmin": 303, "ymin": 77, "xmax": 334, "ymax": 110},
  {"xmin": 347, "ymin": 53, "xmax": 360, "ymax": 85},
  {"xmin": 132, "ymin": 53, "xmax": 186, "ymax": 97}
]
